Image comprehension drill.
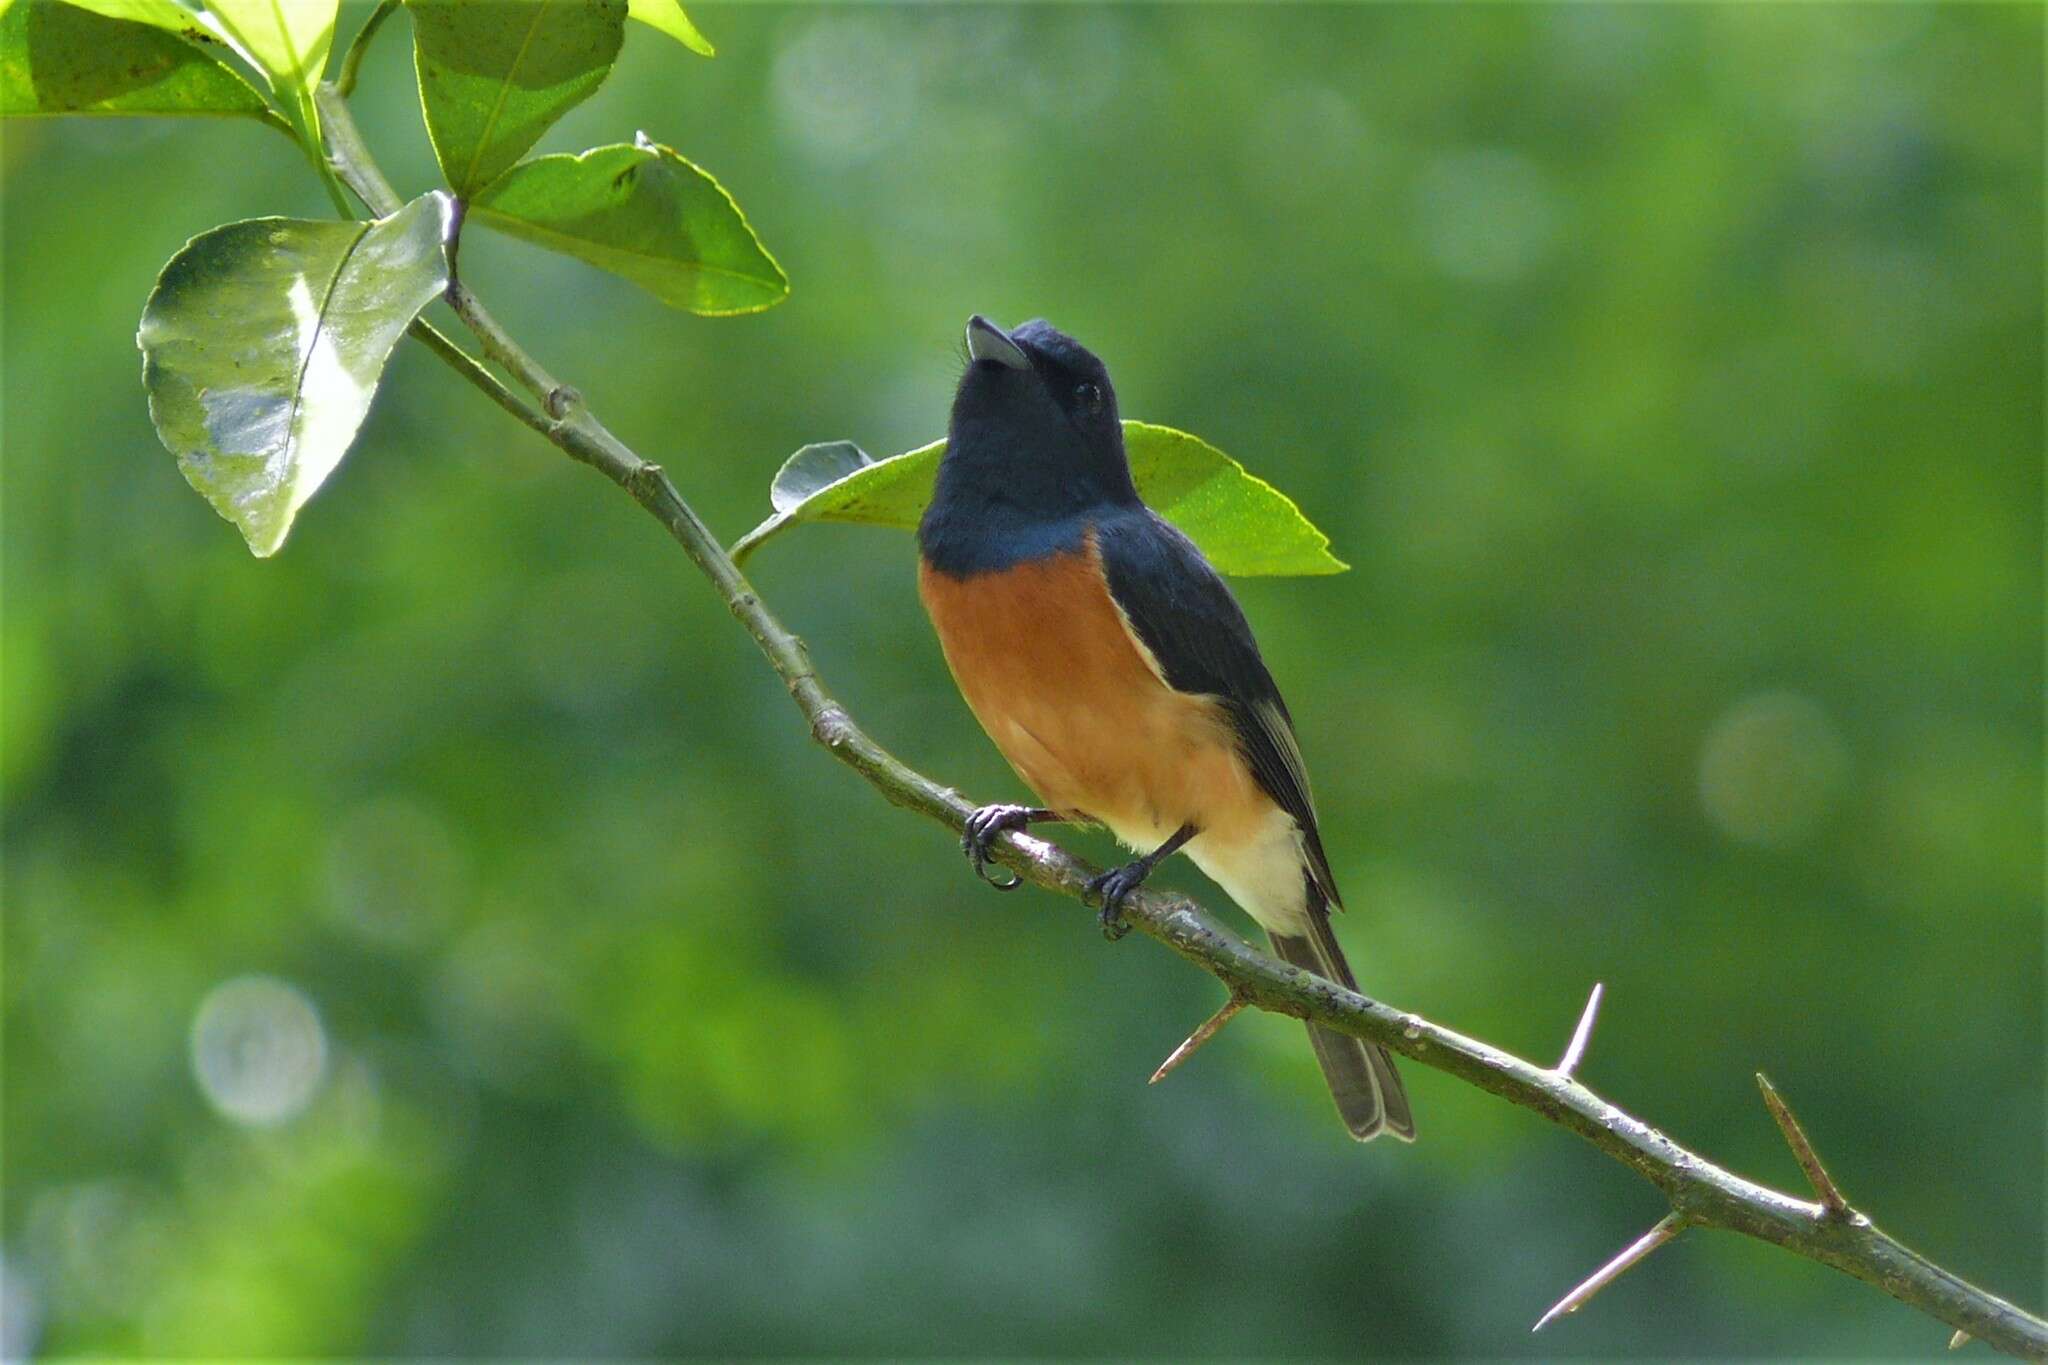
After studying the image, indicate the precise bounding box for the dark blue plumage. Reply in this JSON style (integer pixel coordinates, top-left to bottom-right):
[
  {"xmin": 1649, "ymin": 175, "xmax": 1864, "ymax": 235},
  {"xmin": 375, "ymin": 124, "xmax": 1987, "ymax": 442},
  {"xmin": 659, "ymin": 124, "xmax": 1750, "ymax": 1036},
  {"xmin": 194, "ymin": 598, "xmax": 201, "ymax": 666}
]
[
  {"xmin": 918, "ymin": 319, "xmax": 1132, "ymax": 578},
  {"xmin": 1093, "ymin": 506, "xmax": 1343, "ymax": 910}
]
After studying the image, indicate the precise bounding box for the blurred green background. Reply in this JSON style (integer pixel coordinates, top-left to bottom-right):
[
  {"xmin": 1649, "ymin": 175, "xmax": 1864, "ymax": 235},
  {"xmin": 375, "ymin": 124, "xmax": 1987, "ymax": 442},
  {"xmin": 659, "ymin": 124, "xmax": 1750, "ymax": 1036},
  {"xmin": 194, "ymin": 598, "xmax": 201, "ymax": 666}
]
[{"xmin": 3, "ymin": 2, "xmax": 2042, "ymax": 1356}]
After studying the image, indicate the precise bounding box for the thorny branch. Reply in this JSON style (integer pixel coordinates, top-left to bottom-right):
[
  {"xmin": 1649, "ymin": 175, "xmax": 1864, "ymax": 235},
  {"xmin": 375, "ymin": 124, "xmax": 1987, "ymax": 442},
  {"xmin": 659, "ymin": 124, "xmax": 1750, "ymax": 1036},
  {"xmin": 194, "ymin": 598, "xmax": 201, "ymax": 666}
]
[
  {"xmin": 1148, "ymin": 991, "xmax": 1250, "ymax": 1086},
  {"xmin": 312, "ymin": 80, "xmax": 2048, "ymax": 1362},
  {"xmin": 1758, "ymin": 1072, "xmax": 1852, "ymax": 1216},
  {"xmin": 1532, "ymin": 1212, "xmax": 1690, "ymax": 1334},
  {"xmin": 1555, "ymin": 980, "xmax": 1604, "ymax": 1080}
]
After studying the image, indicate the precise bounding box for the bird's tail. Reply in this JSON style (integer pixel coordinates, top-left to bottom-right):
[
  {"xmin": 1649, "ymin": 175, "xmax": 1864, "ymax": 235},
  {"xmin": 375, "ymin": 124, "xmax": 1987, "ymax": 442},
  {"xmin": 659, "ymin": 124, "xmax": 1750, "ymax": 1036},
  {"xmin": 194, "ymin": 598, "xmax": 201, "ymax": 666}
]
[{"xmin": 1267, "ymin": 906, "xmax": 1416, "ymax": 1143}]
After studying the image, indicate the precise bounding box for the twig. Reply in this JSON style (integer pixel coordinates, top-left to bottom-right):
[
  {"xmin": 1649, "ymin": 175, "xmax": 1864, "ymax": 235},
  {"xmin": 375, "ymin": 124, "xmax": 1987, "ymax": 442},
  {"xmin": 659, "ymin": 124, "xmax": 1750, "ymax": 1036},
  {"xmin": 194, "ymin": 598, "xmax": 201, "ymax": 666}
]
[
  {"xmin": 336, "ymin": 0, "xmax": 401, "ymax": 100},
  {"xmin": 405, "ymin": 318, "xmax": 552, "ymax": 438},
  {"xmin": 320, "ymin": 84, "xmax": 404, "ymax": 216},
  {"xmin": 1149, "ymin": 992, "xmax": 1249, "ymax": 1085},
  {"xmin": 1532, "ymin": 1212, "xmax": 1688, "ymax": 1333},
  {"xmin": 314, "ymin": 85, "xmax": 555, "ymax": 443},
  {"xmin": 1555, "ymin": 981, "xmax": 1604, "ymax": 1079},
  {"xmin": 1757, "ymin": 1073, "xmax": 1851, "ymax": 1215},
  {"xmin": 308, "ymin": 83, "xmax": 2048, "ymax": 1361}
]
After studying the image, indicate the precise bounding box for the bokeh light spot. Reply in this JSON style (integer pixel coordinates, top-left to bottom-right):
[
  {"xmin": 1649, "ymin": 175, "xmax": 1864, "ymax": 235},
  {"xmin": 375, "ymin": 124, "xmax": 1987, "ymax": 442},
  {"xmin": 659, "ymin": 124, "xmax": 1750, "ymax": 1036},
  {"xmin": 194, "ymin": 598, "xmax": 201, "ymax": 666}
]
[
  {"xmin": 771, "ymin": 14, "xmax": 918, "ymax": 164},
  {"xmin": 1698, "ymin": 692, "xmax": 1850, "ymax": 847},
  {"xmin": 1411, "ymin": 148, "xmax": 1563, "ymax": 282},
  {"xmin": 1, "ymin": 1250, "xmax": 41, "ymax": 1359},
  {"xmin": 188, "ymin": 976, "xmax": 328, "ymax": 1127}
]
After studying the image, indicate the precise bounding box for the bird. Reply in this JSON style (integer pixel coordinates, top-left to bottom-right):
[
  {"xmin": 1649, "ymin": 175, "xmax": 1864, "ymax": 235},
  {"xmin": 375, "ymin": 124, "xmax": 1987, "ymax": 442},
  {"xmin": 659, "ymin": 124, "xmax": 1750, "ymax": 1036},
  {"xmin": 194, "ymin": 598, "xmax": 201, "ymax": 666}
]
[{"xmin": 915, "ymin": 314, "xmax": 1415, "ymax": 1143}]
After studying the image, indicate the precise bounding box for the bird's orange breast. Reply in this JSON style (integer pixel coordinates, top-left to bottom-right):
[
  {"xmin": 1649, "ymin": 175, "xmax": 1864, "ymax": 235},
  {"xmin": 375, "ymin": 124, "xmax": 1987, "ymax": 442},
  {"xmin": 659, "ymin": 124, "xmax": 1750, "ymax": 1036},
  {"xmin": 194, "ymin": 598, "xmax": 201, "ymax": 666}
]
[{"xmin": 917, "ymin": 533, "xmax": 1268, "ymax": 851}]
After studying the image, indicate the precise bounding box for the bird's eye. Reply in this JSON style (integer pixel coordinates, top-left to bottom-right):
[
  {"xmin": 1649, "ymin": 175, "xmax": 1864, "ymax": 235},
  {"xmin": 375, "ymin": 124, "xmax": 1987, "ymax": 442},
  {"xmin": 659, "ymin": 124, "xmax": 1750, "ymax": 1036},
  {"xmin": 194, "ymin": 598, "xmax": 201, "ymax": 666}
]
[{"xmin": 1074, "ymin": 382, "xmax": 1103, "ymax": 414}]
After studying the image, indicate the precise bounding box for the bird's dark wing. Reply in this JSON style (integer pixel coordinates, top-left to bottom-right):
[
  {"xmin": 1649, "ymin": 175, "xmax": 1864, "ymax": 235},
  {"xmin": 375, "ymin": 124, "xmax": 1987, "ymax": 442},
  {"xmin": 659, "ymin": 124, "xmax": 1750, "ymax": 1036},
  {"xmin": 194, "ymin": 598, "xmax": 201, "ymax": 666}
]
[{"xmin": 1093, "ymin": 508, "xmax": 1341, "ymax": 909}]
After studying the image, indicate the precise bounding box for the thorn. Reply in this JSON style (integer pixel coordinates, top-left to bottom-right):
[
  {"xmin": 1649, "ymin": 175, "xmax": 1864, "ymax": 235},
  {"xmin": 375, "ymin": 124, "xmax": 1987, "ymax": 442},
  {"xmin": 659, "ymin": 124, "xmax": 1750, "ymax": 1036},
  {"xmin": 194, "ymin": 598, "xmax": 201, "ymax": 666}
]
[
  {"xmin": 1532, "ymin": 1211, "xmax": 1687, "ymax": 1333},
  {"xmin": 1949, "ymin": 1329, "xmax": 1972, "ymax": 1350},
  {"xmin": 1148, "ymin": 993, "xmax": 1249, "ymax": 1085},
  {"xmin": 1556, "ymin": 981, "xmax": 1605, "ymax": 1079},
  {"xmin": 1757, "ymin": 1073, "xmax": 1850, "ymax": 1215}
]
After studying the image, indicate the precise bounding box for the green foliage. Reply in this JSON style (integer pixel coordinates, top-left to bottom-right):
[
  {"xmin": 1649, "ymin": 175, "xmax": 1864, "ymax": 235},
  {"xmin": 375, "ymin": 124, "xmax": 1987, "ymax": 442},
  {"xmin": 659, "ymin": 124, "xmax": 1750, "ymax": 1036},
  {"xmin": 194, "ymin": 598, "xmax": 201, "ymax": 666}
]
[
  {"xmin": 2, "ymin": 0, "xmax": 811, "ymax": 558},
  {"xmin": 138, "ymin": 194, "xmax": 454, "ymax": 555},
  {"xmin": 1, "ymin": 0, "xmax": 1304, "ymax": 567},
  {"xmin": 59, "ymin": 0, "xmax": 219, "ymax": 32},
  {"xmin": 409, "ymin": 0, "xmax": 626, "ymax": 198},
  {"xmin": 0, "ymin": 0, "xmax": 271, "ymax": 120},
  {"xmin": 470, "ymin": 135, "xmax": 787, "ymax": 315},
  {"xmin": 199, "ymin": 0, "xmax": 337, "ymax": 93},
  {"xmin": 625, "ymin": 0, "xmax": 710, "ymax": 58},
  {"xmin": 732, "ymin": 422, "xmax": 1347, "ymax": 576},
  {"xmin": 198, "ymin": 0, "xmax": 338, "ymax": 139}
]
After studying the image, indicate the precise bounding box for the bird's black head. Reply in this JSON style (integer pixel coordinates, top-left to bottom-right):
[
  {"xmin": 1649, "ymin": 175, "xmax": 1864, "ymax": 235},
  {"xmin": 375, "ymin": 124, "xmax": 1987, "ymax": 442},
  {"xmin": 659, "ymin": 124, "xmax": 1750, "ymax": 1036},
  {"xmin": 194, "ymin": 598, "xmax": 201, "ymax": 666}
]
[{"xmin": 920, "ymin": 316, "xmax": 1138, "ymax": 574}]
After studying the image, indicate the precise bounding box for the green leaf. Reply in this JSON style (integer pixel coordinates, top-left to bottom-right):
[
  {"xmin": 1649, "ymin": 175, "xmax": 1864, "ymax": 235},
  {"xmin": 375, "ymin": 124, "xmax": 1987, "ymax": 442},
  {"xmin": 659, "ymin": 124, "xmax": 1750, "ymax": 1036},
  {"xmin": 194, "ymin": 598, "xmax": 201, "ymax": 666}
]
[
  {"xmin": 192, "ymin": 0, "xmax": 334, "ymax": 152},
  {"xmin": 470, "ymin": 134, "xmax": 787, "ymax": 315},
  {"xmin": 730, "ymin": 422, "xmax": 1348, "ymax": 578},
  {"xmin": 769, "ymin": 441, "xmax": 879, "ymax": 513},
  {"xmin": 625, "ymin": 0, "xmax": 709, "ymax": 56},
  {"xmin": 138, "ymin": 193, "xmax": 455, "ymax": 557},
  {"xmin": 60, "ymin": 0, "xmax": 214, "ymax": 41},
  {"xmin": 197, "ymin": 0, "xmax": 335, "ymax": 128},
  {"xmin": 1122, "ymin": 423, "xmax": 1348, "ymax": 574},
  {"xmin": 0, "ymin": 0, "xmax": 272, "ymax": 120},
  {"xmin": 408, "ymin": 0, "xmax": 626, "ymax": 198}
]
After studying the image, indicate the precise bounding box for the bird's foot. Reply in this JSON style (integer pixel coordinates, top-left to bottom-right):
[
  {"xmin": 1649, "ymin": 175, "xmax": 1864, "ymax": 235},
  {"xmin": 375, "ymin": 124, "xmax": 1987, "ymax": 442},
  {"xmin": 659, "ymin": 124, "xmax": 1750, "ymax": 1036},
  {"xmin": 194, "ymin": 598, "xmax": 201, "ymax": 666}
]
[
  {"xmin": 1085, "ymin": 859, "xmax": 1156, "ymax": 941},
  {"xmin": 961, "ymin": 804, "xmax": 1038, "ymax": 891}
]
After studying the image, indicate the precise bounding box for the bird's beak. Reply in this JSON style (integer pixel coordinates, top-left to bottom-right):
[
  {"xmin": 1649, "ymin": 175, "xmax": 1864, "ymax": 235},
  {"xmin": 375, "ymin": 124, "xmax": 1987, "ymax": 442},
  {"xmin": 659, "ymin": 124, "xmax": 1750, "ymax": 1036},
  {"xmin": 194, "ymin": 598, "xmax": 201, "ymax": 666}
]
[{"xmin": 966, "ymin": 314, "xmax": 1030, "ymax": 371}]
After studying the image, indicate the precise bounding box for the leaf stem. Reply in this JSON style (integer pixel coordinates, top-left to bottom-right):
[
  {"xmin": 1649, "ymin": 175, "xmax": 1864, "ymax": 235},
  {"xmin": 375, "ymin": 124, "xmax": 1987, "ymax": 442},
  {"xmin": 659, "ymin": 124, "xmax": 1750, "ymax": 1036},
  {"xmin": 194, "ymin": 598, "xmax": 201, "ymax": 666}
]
[
  {"xmin": 304, "ymin": 133, "xmax": 356, "ymax": 218},
  {"xmin": 314, "ymin": 84, "xmax": 552, "ymax": 434},
  {"xmin": 336, "ymin": 0, "xmax": 401, "ymax": 99},
  {"xmin": 405, "ymin": 316, "xmax": 552, "ymax": 437},
  {"xmin": 318, "ymin": 82, "xmax": 402, "ymax": 214}
]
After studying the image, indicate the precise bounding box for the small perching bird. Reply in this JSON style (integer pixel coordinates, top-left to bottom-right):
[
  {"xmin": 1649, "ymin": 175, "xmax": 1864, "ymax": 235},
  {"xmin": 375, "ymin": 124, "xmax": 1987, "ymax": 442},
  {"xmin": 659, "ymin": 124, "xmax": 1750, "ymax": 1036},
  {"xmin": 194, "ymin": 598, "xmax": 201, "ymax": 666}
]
[{"xmin": 916, "ymin": 315, "xmax": 1414, "ymax": 1143}]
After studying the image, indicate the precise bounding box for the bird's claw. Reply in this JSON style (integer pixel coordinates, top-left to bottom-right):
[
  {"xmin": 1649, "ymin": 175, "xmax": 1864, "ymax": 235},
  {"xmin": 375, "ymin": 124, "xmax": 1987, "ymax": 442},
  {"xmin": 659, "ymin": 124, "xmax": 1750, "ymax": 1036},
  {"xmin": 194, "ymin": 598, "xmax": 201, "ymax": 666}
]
[
  {"xmin": 962, "ymin": 803, "xmax": 1033, "ymax": 891},
  {"xmin": 1086, "ymin": 862, "xmax": 1150, "ymax": 941}
]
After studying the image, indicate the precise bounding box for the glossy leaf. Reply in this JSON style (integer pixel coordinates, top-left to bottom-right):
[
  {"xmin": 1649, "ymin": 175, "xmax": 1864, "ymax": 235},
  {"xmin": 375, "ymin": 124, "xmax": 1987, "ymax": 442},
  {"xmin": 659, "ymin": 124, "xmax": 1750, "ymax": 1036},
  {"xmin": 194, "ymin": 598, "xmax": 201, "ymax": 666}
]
[
  {"xmin": 138, "ymin": 193, "xmax": 455, "ymax": 556},
  {"xmin": 470, "ymin": 134, "xmax": 787, "ymax": 315},
  {"xmin": 769, "ymin": 442, "xmax": 878, "ymax": 513},
  {"xmin": 625, "ymin": 0, "xmax": 709, "ymax": 57},
  {"xmin": 409, "ymin": 0, "xmax": 626, "ymax": 197},
  {"xmin": 730, "ymin": 422, "xmax": 1347, "ymax": 577},
  {"xmin": 198, "ymin": 0, "xmax": 334, "ymax": 110},
  {"xmin": 0, "ymin": 0, "xmax": 272, "ymax": 120}
]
